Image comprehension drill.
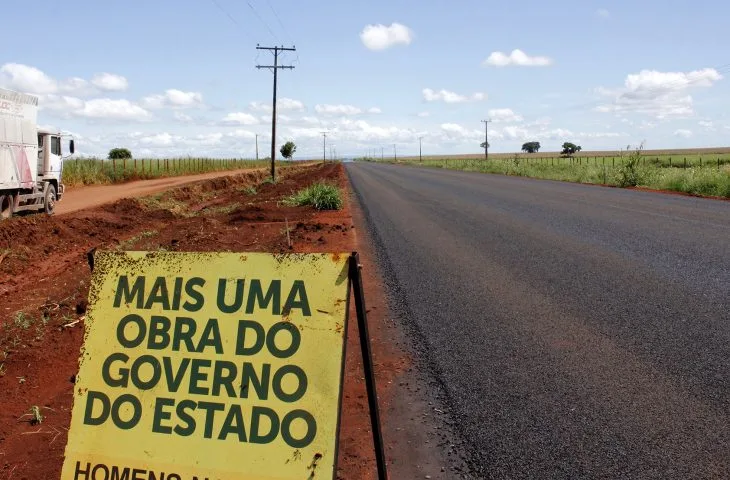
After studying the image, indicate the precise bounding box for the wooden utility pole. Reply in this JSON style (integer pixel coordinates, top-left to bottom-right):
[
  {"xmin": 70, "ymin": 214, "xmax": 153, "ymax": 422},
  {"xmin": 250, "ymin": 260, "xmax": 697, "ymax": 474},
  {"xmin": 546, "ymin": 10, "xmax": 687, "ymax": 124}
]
[
  {"xmin": 381, "ymin": 146, "xmax": 384, "ymax": 162},
  {"xmin": 419, "ymin": 136, "xmax": 423, "ymax": 162},
  {"xmin": 393, "ymin": 144, "xmax": 397, "ymax": 162},
  {"xmin": 321, "ymin": 132, "xmax": 328, "ymax": 162},
  {"xmin": 481, "ymin": 119, "xmax": 492, "ymax": 160},
  {"xmin": 256, "ymin": 44, "xmax": 296, "ymax": 180},
  {"xmin": 255, "ymin": 134, "xmax": 259, "ymax": 161}
]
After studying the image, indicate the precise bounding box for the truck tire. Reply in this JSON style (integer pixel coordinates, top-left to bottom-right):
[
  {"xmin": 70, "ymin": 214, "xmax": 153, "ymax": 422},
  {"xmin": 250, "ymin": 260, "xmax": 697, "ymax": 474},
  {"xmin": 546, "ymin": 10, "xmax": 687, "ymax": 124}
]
[
  {"xmin": 0, "ymin": 194, "xmax": 14, "ymax": 220},
  {"xmin": 44, "ymin": 185, "xmax": 57, "ymax": 215}
]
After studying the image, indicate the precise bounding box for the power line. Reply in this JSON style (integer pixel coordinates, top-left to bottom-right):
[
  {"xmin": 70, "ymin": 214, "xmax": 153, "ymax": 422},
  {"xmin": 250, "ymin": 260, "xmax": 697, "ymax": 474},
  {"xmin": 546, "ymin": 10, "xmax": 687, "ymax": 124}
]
[
  {"xmin": 207, "ymin": 0, "xmax": 255, "ymax": 42},
  {"xmin": 264, "ymin": 0, "xmax": 295, "ymax": 45},
  {"xmin": 256, "ymin": 45, "xmax": 296, "ymax": 180},
  {"xmin": 247, "ymin": 1, "xmax": 279, "ymax": 42}
]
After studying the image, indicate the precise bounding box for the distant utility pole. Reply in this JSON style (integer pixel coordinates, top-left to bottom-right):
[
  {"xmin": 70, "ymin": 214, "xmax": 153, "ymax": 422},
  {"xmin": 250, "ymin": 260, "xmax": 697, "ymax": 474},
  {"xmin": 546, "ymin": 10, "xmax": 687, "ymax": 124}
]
[
  {"xmin": 393, "ymin": 144, "xmax": 397, "ymax": 162},
  {"xmin": 321, "ymin": 132, "xmax": 328, "ymax": 162},
  {"xmin": 381, "ymin": 146, "xmax": 384, "ymax": 162},
  {"xmin": 419, "ymin": 136, "xmax": 423, "ymax": 163},
  {"xmin": 481, "ymin": 119, "xmax": 492, "ymax": 160},
  {"xmin": 255, "ymin": 134, "xmax": 259, "ymax": 161},
  {"xmin": 256, "ymin": 44, "xmax": 296, "ymax": 180}
]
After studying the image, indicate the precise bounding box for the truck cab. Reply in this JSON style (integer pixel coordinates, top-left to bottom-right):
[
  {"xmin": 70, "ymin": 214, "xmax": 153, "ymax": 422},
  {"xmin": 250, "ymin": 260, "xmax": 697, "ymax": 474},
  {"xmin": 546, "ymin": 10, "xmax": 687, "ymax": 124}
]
[{"xmin": 37, "ymin": 129, "xmax": 71, "ymax": 202}]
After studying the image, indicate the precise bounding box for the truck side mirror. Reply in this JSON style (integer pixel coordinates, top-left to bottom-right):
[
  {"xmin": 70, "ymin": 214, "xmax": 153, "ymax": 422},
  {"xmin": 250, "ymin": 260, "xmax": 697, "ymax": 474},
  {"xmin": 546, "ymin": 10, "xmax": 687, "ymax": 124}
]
[{"xmin": 70, "ymin": 140, "xmax": 75, "ymax": 154}]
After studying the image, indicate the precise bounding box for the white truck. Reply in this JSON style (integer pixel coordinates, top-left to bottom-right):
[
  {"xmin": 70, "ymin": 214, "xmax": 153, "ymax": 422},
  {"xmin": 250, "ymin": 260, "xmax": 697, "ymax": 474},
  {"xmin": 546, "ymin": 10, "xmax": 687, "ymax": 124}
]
[{"xmin": 0, "ymin": 87, "xmax": 74, "ymax": 219}]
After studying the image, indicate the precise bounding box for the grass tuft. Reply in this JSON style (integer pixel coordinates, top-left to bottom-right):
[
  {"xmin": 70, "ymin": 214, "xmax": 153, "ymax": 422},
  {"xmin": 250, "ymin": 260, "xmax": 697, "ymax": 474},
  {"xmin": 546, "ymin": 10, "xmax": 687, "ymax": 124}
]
[{"xmin": 284, "ymin": 182, "xmax": 343, "ymax": 210}]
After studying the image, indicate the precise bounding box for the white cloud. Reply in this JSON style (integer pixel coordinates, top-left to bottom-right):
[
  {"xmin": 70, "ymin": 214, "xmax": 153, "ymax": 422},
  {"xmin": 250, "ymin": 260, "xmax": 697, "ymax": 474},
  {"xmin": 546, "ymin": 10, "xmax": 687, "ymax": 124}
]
[
  {"xmin": 488, "ymin": 108, "xmax": 523, "ymax": 123},
  {"xmin": 674, "ymin": 129, "xmax": 693, "ymax": 138},
  {"xmin": 360, "ymin": 23, "xmax": 414, "ymax": 51},
  {"xmin": 596, "ymin": 68, "xmax": 723, "ymax": 119},
  {"xmin": 417, "ymin": 111, "xmax": 430, "ymax": 117},
  {"xmin": 483, "ymin": 49, "xmax": 553, "ymax": 67},
  {"xmin": 423, "ymin": 88, "xmax": 487, "ymax": 103},
  {"xmin": 140, "ymin": 132, "xmax": 179, "ymax": 147},
  {"xmin": 368, "ymin": 107, "xmax": 382, "ymax": 114},
  {"xmin": 75, "ymin": 99, "xmax": 152, "ymax": 121},
  {"xmin": 0, "ymin": 63, "xmax": 129, "ymax": 97},
  {"xmin": 220, "ymin": 112, "xmax": 259, "ymax": 126},
  {"xmin": 39, "ymin": 94, "xmax": 85, "ymax": 112},
  {"xmin": 59, "ymin": 77, "xmax": 95, "ymax": 96},
  {"xmin": 0, "ymin": 63, "xmax": 59, "ymax": 94},
  {"xmin": 279, "ymin": 98, "xmax": 305, "ymax": 111},
  {"xmin": 37, "ymin": 94, "xmax": 151, "ymax": 122},
  {"xmin": 174, "ymin": 111, "xmax": 193, "ymax": 123},
  {"xmin": 226, "ymin": 129, "xmax": 257, "ymax": 140},
  {"xmin": 315, "ymin": 104, "xmax": 363, "ymax": 115},
  {"xmin": 440, "ymin": 123, "xmax": 481, "ymax": 141},
  {"xmin": 91, "ymin": 73, "xmax": 129, "ymax": 92},
  {"xmin": 698, "ymin": 120, "xmax": 715, "ymax": 131},
  {"xmin": 299, "ymin": 116, "xmax": 322, "ymax": 125},
  {"xmin": 250, "ymin": 97, "xmax": 304, "ymax": 113},
  {"xmin": 597, "ymin": 9, "xmax": 610, "ymax": 18},
  {"xmin": 142, "ymin": 89, "xmax": 203, "ymax": 109}
]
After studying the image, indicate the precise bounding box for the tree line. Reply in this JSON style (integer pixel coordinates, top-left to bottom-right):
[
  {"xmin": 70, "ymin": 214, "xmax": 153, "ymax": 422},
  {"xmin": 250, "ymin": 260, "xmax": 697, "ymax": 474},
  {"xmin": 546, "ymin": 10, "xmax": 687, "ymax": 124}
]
[{"xmin": 516, "ymin": 142, "xmax": 582, "ymax": 156}]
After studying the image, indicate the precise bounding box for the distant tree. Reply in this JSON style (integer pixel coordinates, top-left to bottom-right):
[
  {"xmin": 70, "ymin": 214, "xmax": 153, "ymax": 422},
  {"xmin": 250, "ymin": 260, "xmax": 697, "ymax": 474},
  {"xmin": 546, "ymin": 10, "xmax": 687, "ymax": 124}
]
[
  {"xmin": 522, "ymin": 141, "xmax": 541, "ymax": 154},
  {"xmin": 480, "ymin": 141, "xmax": 490, "ymax": 149},
  {"xmin": 280, "ymin": 141, "xmax": 297, "ymax": 160},
  {"xmin": 108, "ymin": 148, "xmax": 132, "ymax": 160},
  {"xmin": 561, "ymin": 142, "xmax": 582, "ymax": 156}
]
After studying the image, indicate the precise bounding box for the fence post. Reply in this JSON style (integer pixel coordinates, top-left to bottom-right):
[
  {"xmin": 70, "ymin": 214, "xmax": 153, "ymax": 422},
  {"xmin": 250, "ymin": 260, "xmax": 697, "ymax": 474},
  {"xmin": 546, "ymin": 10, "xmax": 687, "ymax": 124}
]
[
  {"xmin": 718, "ymin": 158, "xmax": 721, "ymax": 170},
  {"xmin": 669, "ymin": 158, "xmax": 672, "ymax": 167},
  {"xmin": 123, "ymin": 157, "xmax": 127, "ymax": 173},
  {"xmin": 684, "ymin": 157, "xmax": 687, "ymax": 169},
  {"xmin": 113, "ymin": 158, "xmax": 116, "ymax": 173}
]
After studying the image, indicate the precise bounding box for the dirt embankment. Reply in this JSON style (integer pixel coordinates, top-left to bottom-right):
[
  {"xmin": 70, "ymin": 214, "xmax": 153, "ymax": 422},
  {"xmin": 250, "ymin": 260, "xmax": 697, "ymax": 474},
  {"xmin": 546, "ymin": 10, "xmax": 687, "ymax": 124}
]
[{"xmin": 0, "ymin": 162, "xmax": 399, "ymax": 479}]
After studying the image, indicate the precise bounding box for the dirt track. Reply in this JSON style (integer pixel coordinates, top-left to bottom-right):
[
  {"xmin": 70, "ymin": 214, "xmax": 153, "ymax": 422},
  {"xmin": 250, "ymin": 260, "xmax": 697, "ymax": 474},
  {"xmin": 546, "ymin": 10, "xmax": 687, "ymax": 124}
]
[
  {"xmin": 57, "ymin": 168, "xmax": 264, "ymax": 214},
  {"xmin": 0, "ymin": 163, "xmax": 402, "ymax": 479}
]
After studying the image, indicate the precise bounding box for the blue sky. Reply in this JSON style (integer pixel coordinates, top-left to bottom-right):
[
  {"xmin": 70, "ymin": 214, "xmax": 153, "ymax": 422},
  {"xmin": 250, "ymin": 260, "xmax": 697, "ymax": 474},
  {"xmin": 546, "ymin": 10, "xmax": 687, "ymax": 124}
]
[{"xmin": 1, "ymin": 0, "xmax": 729, "ymax": 158}]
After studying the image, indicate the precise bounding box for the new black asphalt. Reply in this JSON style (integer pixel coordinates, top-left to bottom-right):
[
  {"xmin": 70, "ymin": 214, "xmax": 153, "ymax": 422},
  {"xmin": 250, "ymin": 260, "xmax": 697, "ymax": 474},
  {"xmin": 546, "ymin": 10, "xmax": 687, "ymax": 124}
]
[{"xmin": 346, "ymin": 162, "xmax": 730, "ymax": 479}]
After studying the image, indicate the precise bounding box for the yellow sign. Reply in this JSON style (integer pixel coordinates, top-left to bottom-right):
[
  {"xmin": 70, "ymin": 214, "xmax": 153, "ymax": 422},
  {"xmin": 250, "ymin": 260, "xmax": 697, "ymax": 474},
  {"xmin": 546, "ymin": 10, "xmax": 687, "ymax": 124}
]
[{"xmin": 62, "ymin": 251, "xmax": 350, "ymax": 480}]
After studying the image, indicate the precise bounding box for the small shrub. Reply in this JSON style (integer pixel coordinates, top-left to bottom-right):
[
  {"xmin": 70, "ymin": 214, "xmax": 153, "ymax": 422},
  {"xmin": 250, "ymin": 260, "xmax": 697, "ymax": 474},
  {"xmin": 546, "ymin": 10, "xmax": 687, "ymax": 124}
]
[
  {"xmin": 30, "ymin": 405, "xmax": 43, "ymax": 425},
  {"xmin": 241, "ymin": 185, "xmax": 257, "ymax": 195},
  {"xmin": 617, "ymin": 144, "xmax": 645, "ymax": 187},
  {"xmin": 284, "ymin": 182, "xmax": 343, "ymax": 210}
]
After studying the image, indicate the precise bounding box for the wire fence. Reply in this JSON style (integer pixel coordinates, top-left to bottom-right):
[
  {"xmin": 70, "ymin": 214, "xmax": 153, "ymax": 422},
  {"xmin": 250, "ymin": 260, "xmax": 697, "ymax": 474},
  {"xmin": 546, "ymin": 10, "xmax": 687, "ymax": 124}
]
[{"xmin": 63, "ymin": 157, "xmax": 284, "ymax": 186}]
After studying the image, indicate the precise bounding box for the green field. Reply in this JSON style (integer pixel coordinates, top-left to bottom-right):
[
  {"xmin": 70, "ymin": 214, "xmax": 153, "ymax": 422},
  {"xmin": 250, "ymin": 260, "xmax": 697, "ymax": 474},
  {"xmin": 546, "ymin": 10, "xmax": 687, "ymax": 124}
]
[
  {"xmin": 63, "ymin": 157, "xmax": 287, "ymax": 186},
  {"xmin": 361, "ymin": 149, "xmax": 730, "ymax": 198}
]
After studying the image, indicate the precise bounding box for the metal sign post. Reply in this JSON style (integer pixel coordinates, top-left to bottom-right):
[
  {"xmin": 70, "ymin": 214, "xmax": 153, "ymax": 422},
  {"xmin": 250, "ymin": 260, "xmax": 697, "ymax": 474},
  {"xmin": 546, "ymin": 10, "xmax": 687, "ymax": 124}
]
[{"xmin": 349, "ymin": 252, "xmax": 388, "ymax": 480}]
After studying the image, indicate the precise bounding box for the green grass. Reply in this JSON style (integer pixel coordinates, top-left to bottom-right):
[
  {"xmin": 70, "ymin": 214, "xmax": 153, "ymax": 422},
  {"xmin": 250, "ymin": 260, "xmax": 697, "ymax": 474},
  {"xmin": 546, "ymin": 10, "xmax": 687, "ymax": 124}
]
[
  {"xmin": 117, "ymin": 230, "xmax": 159, "ymax": 250},
  {"xmin": 284, "ymin": 182, "xmax": 343, "ymax": 210},
  {"xmin": 375, "ymin": 155, "xmax": 730, "ymax": 198},
  {"xmin": 62, "ymin": 158, "xmax": 290, "ymax": 187}
]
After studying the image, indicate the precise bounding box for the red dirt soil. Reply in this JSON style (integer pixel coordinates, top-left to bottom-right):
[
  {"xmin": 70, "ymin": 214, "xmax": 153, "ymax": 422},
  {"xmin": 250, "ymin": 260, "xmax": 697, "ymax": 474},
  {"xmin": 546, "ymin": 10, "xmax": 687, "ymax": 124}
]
[{"xmin": 0, "ymin": 163, "xmax": 396, "ymax": 480}]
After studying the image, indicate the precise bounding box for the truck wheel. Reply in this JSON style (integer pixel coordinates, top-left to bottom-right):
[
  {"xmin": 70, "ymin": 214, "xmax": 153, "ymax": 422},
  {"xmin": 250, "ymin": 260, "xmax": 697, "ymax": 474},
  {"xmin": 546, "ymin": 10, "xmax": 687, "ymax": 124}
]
[
  {"xmin": 44, "ymin": 185, "xmax": 57, "ymax": 215},
  {"xmin": 0, "ymin": 194, "xmax": 14, "ymax": 220}
]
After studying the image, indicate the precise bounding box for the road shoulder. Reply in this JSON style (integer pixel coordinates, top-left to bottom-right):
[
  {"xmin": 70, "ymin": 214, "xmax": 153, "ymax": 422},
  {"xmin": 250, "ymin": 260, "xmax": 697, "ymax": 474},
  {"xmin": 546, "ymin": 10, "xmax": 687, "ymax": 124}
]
[{"xmin": 347, "ymin": 169, "xmax": 476, "ymax": 479}]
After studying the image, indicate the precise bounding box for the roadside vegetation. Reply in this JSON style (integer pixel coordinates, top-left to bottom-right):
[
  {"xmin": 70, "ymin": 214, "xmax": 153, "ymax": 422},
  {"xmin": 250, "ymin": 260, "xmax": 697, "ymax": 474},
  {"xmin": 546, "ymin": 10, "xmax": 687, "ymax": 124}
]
[
  {"xmin": 284, "ymin": 182, "xmax": 343, "ymax": 210},
  {"xmin": 63, "ymin": 157, "xmax": 288, "ymax": 187},
  {"xmin": 365, "ymin": 147, "xmax": 730, "ymax": 198}
]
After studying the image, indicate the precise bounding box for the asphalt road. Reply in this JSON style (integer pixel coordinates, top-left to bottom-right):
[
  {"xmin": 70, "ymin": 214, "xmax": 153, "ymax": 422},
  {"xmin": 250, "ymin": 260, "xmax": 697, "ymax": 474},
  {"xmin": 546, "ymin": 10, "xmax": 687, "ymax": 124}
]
[{"xmin": 346, "ymin": 162, "xmax": 730, "ymax": 479}]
